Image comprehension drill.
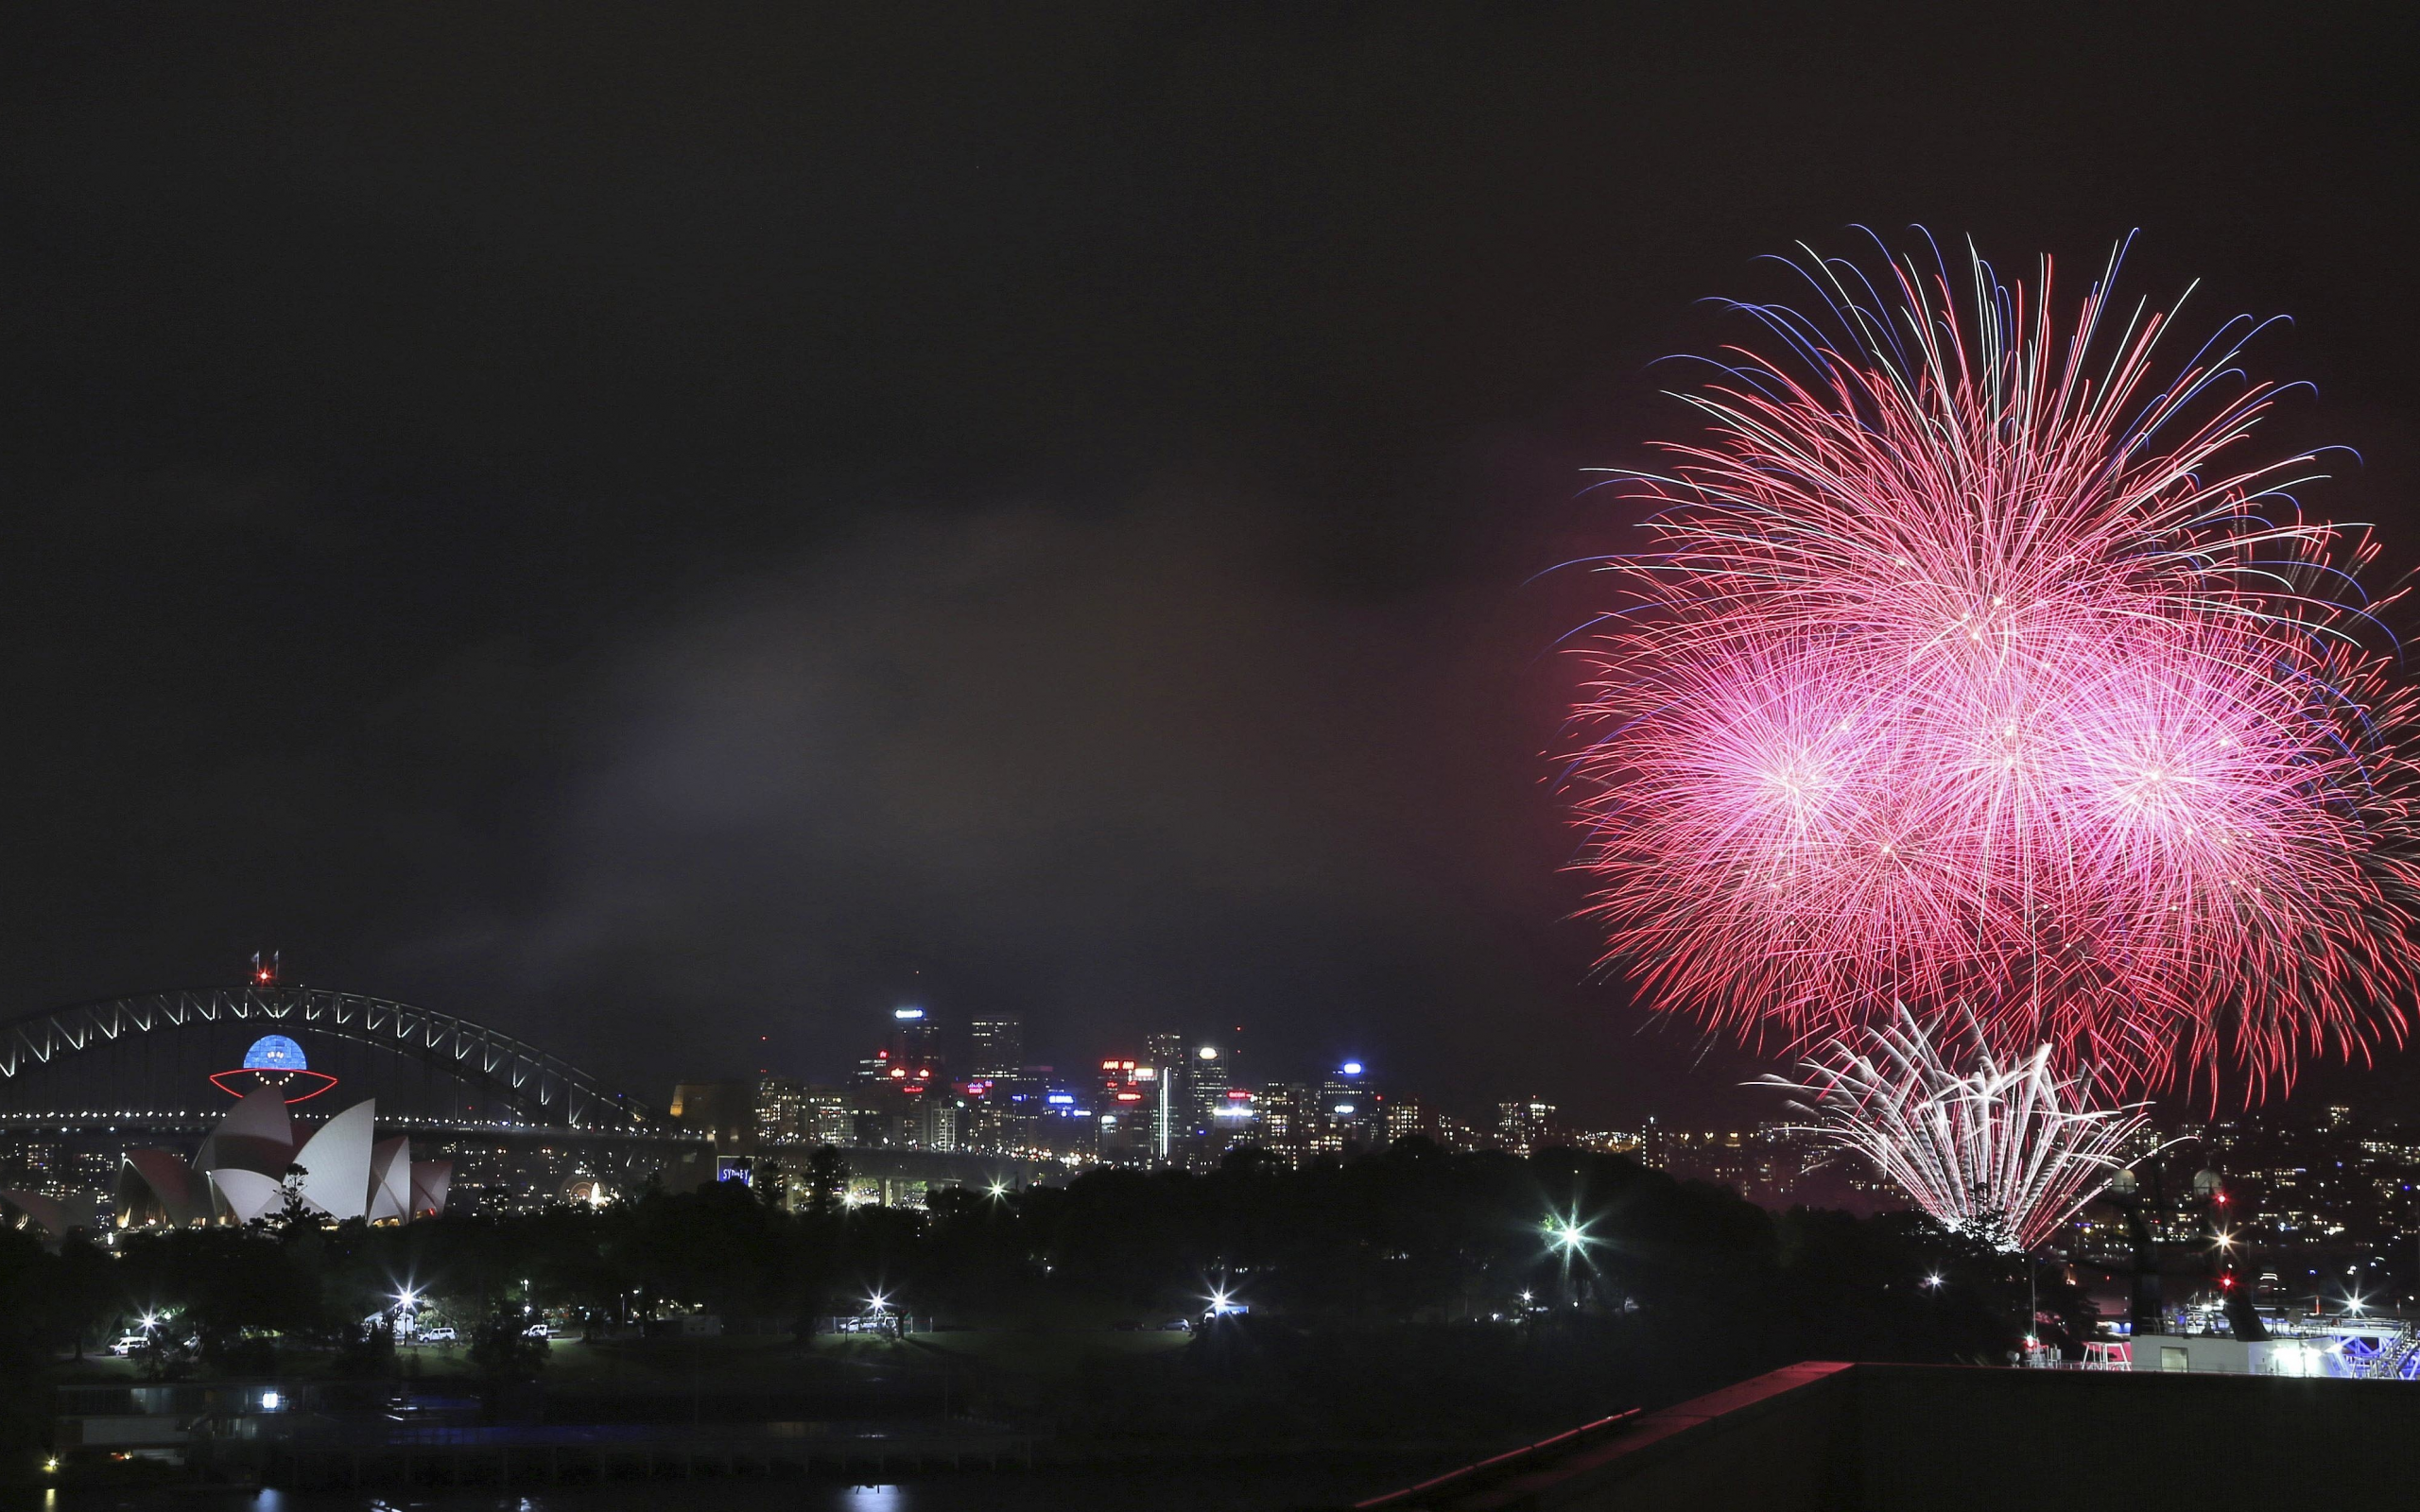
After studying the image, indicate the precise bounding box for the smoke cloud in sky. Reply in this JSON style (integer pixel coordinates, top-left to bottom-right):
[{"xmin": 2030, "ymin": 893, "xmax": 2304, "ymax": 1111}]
[
  {"xmin": 5, "ymin": 7, "xmax": 2418, "ymax": 1122},
  {"xmin": 415, "ymin": 495, "xmax": 1636, "ymax": 1108}
]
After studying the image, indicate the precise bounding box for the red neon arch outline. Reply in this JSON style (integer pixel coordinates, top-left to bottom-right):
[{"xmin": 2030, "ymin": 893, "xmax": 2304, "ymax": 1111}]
[{"xmin": 208, "ymin": 1069, "xmax": 339, "ymax": 1104}]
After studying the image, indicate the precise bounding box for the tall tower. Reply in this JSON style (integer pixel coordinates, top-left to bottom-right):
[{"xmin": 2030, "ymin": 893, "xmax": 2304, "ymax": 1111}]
[
  {"xmin": 1189, "ymin": 1040, "xmax": 1240, "ymax": 1132},
  {"xmin": 890, "ymin": 1006, "xmax": 943, "ymax": 1078},
  {"xmin": 1143, "ymin": 1031, "xmax": 1186, "ymax": 1162}
]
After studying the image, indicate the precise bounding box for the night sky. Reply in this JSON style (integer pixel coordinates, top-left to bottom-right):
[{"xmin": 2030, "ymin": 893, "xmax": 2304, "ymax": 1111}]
[{"xmin": 4, "ymin": 6, "xmax": 2416, "ymax": 1125}]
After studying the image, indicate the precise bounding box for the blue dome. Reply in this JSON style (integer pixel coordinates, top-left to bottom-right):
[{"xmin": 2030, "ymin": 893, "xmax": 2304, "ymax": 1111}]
[{"xmin": 242, "ymin": 1034, "xmax": 307, "ymax": 1072}]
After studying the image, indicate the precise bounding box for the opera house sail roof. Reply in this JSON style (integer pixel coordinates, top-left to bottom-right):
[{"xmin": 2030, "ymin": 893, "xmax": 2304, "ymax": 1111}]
[{"xmin": 108, "ymin": 1032, "xmax": 450, "ymax": 1229}]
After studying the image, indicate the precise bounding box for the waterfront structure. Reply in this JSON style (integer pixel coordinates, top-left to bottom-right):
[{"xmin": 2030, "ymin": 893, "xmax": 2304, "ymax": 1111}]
[
  {"xmin": 111, "ymin": 1038, "xmax": 452, "ymax": 1227},
  {"xmin": 0, "ymin": 964, "xmax": 691, "ymax": 1222},
  {"xmin": 668, "ymin": 1080, "xmax": 758, "ymax": 1149}
]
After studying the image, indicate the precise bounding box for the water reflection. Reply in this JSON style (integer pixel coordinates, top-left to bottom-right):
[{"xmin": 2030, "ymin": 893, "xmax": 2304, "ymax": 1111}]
[{"xmin": 15, "ymin": 1460, "xmax": 1436, "ymax": 1512}]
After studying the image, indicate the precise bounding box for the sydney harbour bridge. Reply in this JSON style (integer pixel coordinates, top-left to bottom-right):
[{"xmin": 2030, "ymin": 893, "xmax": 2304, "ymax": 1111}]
[{"xmin": 0, "ymin": 970, "xmax": 707, "ymax": 1214}]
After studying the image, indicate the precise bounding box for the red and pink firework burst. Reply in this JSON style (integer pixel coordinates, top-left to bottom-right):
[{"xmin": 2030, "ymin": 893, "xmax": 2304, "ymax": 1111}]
[{"xmin": 1564, "ymin": 236, "xmax": 2420, "ymax": 1101}]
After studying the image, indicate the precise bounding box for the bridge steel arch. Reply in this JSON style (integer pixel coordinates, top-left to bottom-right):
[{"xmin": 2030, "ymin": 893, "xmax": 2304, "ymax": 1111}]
[{"xmin": 0, "ymin": 986, "xmax": 658, "ymax": 1131}]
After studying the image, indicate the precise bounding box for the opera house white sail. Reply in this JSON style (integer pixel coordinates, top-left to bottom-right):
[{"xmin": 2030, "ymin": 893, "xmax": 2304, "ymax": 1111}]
[{"xmin": 114, "ymin": 1035, "xmax": 449, "ymax": 1227}]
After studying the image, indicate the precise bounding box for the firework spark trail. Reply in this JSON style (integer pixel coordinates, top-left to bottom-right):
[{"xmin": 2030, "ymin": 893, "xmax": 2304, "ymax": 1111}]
[
  {"xmin": 1761, "ymin": 1009, "xmax": 2175, "ymax": 1252},
  {"xmin": 1566, "ymin": 236, "xmax": 2420, "ymax": 1100}
]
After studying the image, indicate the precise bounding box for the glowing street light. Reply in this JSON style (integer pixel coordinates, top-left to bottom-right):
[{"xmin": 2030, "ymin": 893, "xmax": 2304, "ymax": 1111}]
[
  {"xmin": 1922, "ymin": 1273, "xmax": 1945, "ymax": 1290},
  {"xmin": 1544, "ymin": 1213, "xmax": 1592, "ymax": 1257},
  {"xmin": 986, "ymin": 1180, "xmax": 1009, "ymax": 1200}
]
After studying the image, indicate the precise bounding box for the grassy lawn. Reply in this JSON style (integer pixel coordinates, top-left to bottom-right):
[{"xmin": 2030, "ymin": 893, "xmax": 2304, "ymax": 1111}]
[
  {"xmin": 46, "ymin": 1328, "xmax": 1194, "ymax": 1403},
  {"xmin": 908, "ymin": 1329, "xmax": 1192, "ymax": 1375}
]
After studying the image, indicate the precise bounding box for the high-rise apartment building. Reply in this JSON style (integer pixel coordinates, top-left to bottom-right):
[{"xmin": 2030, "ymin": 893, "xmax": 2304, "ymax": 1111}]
[
  {"xmin": 1497, "ymin": 1098, "xmax": 1557, "ymax": 1156},
  {"xmin": 1384, "ymin": 1094, "xmax": 1442, "ymax": 1146},
  {"xmin": 756, "ymin": 1077, "xmax": 806, "ymax": 1144},
  {"xmin": 756, "ymin": 1078, "xmax": 854, "ymax": 1145},
  {"xmin": 1254, "ymin": 1082, "xmax": 1311, "ymax": 1166}
]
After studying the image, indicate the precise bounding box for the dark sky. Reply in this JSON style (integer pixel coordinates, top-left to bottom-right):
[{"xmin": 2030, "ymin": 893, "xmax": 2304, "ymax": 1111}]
[{"xmin": 3, "ymin": 5, "xmax": 2416, "ymax": 1125}]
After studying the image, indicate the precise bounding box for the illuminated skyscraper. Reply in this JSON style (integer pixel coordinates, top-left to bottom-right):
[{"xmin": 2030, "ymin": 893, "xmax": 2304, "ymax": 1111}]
[
  {"xmin": 1143, "ymin": 1032, "xmax": 1185, "ymax": 1161},
  {"xmin": 890, "ymin": 1007, "xmax": 942, "ymax": 1077},
  {"xmin": 1497, "ymin": 1098, "xmax": 1556, "ymax": 1157},
  {"xmin": 756, "ymin": 1078, "xmax": 851, "ymax": 1145},
  {"xmin": 966, "ymin": 1016, "xmax": 1024, "ymax": 1081},
  {"xmin": 1189, "ymin": 1041, "xmax": 1241, "ymax": 1133}
]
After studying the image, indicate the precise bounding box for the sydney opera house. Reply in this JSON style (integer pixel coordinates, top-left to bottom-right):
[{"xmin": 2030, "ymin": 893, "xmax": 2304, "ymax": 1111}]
[
  {"xmin": 109, "ymin": 1033, "xmax": 451, "ymax": 1228},
  {"xmin": 3, "ymin": 969, "xmax": 681, "ymax": 1239}
]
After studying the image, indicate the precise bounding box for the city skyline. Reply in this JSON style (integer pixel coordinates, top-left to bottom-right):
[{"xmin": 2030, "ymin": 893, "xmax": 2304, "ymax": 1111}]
[{"xmin": 7, "ymin": 11, "xmax": 2420, "ymax": 1499}]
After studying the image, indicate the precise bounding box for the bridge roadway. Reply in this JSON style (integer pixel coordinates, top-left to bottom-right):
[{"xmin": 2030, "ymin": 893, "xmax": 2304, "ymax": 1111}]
[
  {"xmin": 2, "ymin": 1109, "xmax": 1073, "ymax": 1199},
  {"xmin": 695, "ymin": 1141, "xmax": 1072, "ymax": 1195},
  {"xmin": 0, "ymin": 1109, "xmax": 706, "ymax": 1149}
]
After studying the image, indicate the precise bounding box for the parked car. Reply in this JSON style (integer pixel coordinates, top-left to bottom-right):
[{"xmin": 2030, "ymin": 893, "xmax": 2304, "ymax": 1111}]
[
  {"xmin": 110, "ymin": 1333, "xmax": 149, "ymax": 1356},
  {"xmin": 523, "ymin": 1322, "xmax": 553, "ymax": 1339},
  {"xmin": 1157, "ymin": 1318, "xmax": 1193, "ymax": 1332},
  {"xmin": 420, "ymin": 1326, "xmax": 457, "ymax": 1344}
]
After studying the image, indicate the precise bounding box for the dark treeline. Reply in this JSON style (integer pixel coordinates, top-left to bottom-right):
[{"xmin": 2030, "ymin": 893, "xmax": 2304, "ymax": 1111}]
[{"xmin": 2, "ymin": 1141, "xmax": 2073, "ymax": 1453}]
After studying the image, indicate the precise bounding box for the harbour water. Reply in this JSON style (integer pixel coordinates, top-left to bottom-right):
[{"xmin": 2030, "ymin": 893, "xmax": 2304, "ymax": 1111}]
[{"xmin": 11, "ymin": 1455, "xmax": 1440, "ymax": 1512}]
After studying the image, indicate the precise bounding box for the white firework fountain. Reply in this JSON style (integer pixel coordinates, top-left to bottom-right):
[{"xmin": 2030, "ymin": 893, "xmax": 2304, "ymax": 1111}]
[{"xmin": 1763, "ymin": 1007, "xmax": 2173, "ymax": 1253}]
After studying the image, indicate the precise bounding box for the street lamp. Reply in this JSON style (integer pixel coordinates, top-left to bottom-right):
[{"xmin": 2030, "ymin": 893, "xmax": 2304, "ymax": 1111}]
[{"xmin": 1543, "ymin": 1213, "xmax": 1592, "ymax": 1258}]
